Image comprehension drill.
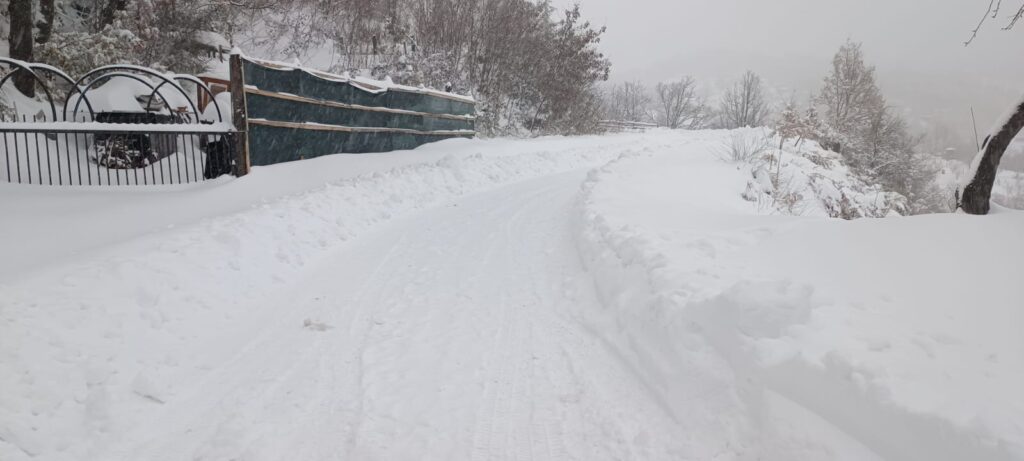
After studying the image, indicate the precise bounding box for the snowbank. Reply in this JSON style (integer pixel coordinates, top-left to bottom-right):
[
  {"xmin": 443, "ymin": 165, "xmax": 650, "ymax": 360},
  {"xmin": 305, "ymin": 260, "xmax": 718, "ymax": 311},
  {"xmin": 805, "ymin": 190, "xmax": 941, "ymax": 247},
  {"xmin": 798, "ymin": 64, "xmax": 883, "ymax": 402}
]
[{"xmin": 574, "ymin": 130, "xmax": 1024, "ymax": 459}]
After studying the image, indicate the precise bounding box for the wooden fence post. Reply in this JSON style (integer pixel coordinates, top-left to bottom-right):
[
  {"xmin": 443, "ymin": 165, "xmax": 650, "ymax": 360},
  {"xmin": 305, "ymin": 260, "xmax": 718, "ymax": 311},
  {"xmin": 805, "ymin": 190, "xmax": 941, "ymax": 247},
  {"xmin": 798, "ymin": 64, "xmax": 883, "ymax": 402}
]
[{"xmin": 229, "ymin": 53, "xmax": 251, "ymax": 176}]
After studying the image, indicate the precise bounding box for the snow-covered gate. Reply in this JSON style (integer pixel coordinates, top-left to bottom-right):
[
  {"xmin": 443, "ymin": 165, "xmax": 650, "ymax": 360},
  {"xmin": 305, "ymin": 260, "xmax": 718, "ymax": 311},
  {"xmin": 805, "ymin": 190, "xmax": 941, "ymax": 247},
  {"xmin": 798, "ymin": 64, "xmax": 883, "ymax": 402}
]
[
  {"xmin": 0, "ymin": 58, "xmax": 236, "ymax": 186},
  {"xmin": 226, "ymin": 53, "xmax": 475, "ymax": 174}
]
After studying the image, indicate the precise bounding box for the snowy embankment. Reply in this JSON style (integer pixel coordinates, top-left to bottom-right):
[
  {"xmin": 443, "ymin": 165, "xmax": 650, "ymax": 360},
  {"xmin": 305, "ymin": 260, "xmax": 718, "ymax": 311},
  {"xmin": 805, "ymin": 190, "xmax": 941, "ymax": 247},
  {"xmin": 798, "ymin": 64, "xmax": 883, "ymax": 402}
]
[
  {"xmin": 0, "ymin": 133, "xmax": 671, "ymax": 461},
  {"xmin": 575, "ymin": 130, "xmax": 1024, "ymax": 459}
]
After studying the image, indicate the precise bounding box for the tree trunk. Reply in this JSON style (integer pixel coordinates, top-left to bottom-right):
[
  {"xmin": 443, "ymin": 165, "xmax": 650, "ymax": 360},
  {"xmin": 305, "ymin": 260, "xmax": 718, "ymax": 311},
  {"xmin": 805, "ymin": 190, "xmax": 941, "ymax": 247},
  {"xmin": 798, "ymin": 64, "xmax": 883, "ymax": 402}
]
[
  {"xmin": 959, "ymin": 96, "xmax": 1024, "ymax": 215},
  {"xmin": 37, "ymin": 0, "xmax": 56, "ymax": 45},
  {"xmin": 7, "ymin": 0, "xmax": 35, "ymax": 97},
  {"xmin": 99, "ymin": 0, "xmax": 129, "ymax": 29}
]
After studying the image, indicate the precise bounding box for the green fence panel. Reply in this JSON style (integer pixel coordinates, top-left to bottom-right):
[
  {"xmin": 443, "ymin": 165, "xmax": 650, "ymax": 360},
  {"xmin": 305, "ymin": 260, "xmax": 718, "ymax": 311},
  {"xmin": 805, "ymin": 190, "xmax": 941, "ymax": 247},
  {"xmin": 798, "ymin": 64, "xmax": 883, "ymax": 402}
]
[
  {"xmin": 248, "ymin": 125, "xmax": 472, "ymax": 166},
  {"xmin": 242, "ymin": 58, "xmax": 475, "ymax": 167},
  {"xmin": 246, "ymin": 94, "xmax": 475, "ymax": 132},
  {"xmin": 242, "ymin": 60, "xmax": 476, "ymax": 116}
]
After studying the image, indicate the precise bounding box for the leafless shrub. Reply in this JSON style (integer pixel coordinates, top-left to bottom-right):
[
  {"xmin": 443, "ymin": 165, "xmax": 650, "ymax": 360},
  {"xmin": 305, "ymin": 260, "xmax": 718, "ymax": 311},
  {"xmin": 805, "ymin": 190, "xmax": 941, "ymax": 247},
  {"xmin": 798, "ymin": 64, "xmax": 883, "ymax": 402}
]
[{"xmin": 720, "ymin": 130, "xmax": 773, "ymax": 164}]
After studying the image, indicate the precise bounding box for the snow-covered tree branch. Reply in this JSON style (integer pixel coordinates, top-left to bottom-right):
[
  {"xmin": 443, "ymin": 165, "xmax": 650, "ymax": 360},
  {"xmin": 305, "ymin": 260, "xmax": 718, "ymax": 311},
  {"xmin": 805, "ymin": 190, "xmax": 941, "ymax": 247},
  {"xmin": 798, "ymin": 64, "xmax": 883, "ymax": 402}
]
[{"xmin": 966, "ymin": 0, "xmax": 1024, "ymax": 44}]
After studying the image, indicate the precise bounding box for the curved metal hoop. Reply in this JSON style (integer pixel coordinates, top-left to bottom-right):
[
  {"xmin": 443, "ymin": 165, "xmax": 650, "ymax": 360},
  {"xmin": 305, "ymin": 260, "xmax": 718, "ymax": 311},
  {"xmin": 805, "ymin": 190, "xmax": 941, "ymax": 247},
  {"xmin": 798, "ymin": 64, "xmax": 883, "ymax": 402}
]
[
  {"xmin": 71, "ymin": 72, "xmax": 177, "ymax": 120},
  {"xmin": 65, "ymin": 65, "xmax": 201, "ymax": 123},
  {"xmin": 0, "ymin": 58, "xmax": 59, "ymax": 121},
  {"xmin": 27, "ymin": 64, "xmax": 95, "ymax": 121},
  {"xmin": 151, "ymin": 74, "xmax": 224, "ymax": 123}
]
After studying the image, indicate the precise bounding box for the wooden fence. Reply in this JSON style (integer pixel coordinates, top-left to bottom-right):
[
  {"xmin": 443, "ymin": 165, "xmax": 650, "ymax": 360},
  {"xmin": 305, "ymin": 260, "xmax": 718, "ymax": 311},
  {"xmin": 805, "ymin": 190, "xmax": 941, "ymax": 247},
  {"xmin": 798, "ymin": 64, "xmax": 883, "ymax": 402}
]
[
  {"xmin": 228, "ymin": 54, "xmax": 476, "ymax": 174},
  {"xmin": 598, "ymin": 120, "xmax": 659, "ymax": 133}
]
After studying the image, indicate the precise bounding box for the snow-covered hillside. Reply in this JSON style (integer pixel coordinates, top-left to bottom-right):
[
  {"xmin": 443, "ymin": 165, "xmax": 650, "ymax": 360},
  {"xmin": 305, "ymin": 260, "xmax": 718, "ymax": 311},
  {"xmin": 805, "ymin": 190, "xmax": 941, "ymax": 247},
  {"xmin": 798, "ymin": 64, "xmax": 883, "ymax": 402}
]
[
  {"xmin": 1, "ymin": 130, "xmax": 1020, "ymax": 460},
  {"xmin": 576, "ymin": 134, "xmax": 1024, "ymax": 459}
]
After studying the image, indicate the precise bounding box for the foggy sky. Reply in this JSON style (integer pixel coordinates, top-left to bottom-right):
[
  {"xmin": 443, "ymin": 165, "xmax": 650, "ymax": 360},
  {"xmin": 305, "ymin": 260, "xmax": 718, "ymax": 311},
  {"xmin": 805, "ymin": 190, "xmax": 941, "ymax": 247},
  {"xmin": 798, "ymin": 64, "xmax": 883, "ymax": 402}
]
[{"xmin": 558, "ymin": 0, "xmax": 1024, "ymax": 153}]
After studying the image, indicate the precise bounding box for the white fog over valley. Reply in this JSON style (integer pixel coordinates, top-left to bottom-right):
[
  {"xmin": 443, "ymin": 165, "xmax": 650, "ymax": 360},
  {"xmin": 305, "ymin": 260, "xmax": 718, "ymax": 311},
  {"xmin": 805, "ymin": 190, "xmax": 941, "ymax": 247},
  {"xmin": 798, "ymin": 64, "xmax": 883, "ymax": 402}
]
[
  {"xmin": 1, "ymin": 1, "xmax": 1023, "ymax": 460},
  {"xmin": 560, "ymin": 0, "xmax": 1024, "ymax": 158}
]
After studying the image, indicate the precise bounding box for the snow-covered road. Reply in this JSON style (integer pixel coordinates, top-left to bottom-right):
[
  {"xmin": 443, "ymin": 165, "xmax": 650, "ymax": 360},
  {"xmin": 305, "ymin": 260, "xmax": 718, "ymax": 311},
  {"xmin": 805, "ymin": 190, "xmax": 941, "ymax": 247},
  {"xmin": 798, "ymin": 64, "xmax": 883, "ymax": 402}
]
[
  {"xmin": 2, "ymin": 131, "xmax": 1022, "ymax": 460},
  {"xmin": 110, "ymin": 171, "xmax": 697, "ymax": 460}
]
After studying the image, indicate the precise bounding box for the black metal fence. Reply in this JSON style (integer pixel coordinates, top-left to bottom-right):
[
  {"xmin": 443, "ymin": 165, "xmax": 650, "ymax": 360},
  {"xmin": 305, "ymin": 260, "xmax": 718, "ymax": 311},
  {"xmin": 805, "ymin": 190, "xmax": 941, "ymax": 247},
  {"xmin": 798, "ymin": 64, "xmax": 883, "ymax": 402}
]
[
  {"xmin": 1, "ymin": 57, "xmax": 235, "ymax": 186},
  {"xmin": 0, "ymin": 116, "xmax": 235, "ymax": 186}
]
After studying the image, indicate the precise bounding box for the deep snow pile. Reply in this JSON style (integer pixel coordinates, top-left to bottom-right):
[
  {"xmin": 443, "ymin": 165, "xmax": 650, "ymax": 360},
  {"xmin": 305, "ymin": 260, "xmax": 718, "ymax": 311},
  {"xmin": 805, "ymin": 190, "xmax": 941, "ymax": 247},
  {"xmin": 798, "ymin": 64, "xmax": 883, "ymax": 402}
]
[{"xmin": 575, "ymin": 130, "xmax": 1024, "ymax": 459}]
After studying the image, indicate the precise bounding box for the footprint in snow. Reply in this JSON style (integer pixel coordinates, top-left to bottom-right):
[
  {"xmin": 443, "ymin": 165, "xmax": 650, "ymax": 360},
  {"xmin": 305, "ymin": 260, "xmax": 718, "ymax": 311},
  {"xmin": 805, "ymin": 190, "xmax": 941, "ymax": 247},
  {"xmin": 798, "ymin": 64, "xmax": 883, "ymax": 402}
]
[{"xmin": 303, "ymin": 318, "xmax": 332, "ymax": 332}]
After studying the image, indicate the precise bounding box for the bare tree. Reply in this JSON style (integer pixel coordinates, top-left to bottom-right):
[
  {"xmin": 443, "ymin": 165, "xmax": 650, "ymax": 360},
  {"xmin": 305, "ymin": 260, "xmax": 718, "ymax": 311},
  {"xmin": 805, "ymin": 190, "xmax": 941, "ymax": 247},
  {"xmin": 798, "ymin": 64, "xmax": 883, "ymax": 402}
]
[
  {"xmin": 607, "ymin": 81, "xmax": 652, "ymax": 123},
  {"xmin": 654, "ymin": 76, "xmax": 708, "ymax": 129},
  {"xmin": 966, "ymin": 0, "xmax": 1024, "ymax": 45},
  {"xmin": 717, "ymin": 71, "xmax": 770, "ymax": 129}
]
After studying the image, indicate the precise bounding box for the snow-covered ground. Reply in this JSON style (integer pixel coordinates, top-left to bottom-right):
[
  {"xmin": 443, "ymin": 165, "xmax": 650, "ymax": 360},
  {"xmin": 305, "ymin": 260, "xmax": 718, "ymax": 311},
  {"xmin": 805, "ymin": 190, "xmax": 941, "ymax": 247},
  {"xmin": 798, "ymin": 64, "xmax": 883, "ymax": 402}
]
[
  {"xmin": 1, "ymin": 130, "xmax": 1021, "ymax": 460},
  {"xmin": 576, "ymin": 133, "xmax": 1024, "ymax": 459}
]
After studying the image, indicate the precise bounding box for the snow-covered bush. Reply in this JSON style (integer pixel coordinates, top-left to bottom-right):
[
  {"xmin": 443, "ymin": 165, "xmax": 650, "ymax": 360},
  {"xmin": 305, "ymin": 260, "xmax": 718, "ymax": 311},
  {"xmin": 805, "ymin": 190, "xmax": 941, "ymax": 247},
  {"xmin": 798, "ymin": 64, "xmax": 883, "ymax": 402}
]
[
  {"xmin": 720, "ymin": 128, "xmax": 772, "ymax": 164},
  {"xmin": 809, "ymin": 40, "xmax": 945, "ymax": 214},
  {"xmin": 995, "ymin": 171, "xmax": 1024, "ymax": 209},
  {"xmin": 731, "ymin": 128, "xmax": 906, "ymax": 218},
  {"xmin": 36, "ymin": 14, "xmax": 143, "ymax": 78}
]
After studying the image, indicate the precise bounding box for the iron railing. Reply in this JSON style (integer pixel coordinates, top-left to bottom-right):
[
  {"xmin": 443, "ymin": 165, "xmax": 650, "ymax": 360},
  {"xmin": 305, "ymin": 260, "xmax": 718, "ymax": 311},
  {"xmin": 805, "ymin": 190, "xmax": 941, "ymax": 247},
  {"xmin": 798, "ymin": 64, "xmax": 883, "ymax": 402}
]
[
  {"xmin": 0, "ymin": 116, "xmax": 235, "ymax": 186},
  {"xmin": 1, "ymin": 58, "xmax": 235, "ymax": 186}
]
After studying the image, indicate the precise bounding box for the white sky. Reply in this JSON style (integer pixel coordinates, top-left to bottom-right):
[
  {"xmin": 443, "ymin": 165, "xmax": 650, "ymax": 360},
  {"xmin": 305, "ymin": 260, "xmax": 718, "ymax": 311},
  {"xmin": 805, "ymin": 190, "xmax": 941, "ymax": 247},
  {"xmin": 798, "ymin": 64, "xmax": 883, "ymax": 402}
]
[{"xmin": 556, "ymin": 0, "xmax": 1024, "ymax": 150}]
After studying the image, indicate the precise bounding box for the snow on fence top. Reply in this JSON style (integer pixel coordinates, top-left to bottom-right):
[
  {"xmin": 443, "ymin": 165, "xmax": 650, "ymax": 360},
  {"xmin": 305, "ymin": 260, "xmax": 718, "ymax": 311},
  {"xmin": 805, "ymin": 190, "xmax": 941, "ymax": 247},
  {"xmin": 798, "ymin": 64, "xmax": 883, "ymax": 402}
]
[
  {"xmin": 234, "ymin": 53, "xmax": 476, "ymax": 167},
  {"xmin": 0, "ymin": 121, "xmax": 233, "ymax": 133},
  {"xmin": 202, "ymin": 53, "xmax": 474, "ymax": 104}
]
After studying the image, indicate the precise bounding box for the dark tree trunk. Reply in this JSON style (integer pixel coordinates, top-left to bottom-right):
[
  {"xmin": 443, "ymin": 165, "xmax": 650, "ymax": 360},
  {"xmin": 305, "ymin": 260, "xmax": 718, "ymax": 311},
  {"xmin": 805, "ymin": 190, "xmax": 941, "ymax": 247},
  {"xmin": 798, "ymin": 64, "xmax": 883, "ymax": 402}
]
[
  {"xmin": 37, "ymin": 0, "xmax": 56, "ymax": 45},
  {"xmin": 959, "ymin": 97, "xmax": 1024, "ymax": 215},
  {"xmin": 7, "ymin": 0, "xmax": 35, "ymax": 97},
  {"xmin": 99, "ymin": 0, "xmax": 129, "ymax": 29}
]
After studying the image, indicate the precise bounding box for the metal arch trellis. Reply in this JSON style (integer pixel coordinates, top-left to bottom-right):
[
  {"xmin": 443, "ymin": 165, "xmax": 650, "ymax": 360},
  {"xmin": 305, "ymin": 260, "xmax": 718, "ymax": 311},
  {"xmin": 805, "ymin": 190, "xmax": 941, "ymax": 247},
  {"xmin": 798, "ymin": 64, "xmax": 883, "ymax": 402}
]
[
  {"xmin": 0, "ymin": 58, "xmax": 60, "ymax": 121},
  {"xmin": 63, "ymin": 65, "xmax": 204, "ymax": 123},
  {"xmin": 27, "ymin": 64, "xmax": 97, "ymax": 120},
  {"xmin": 148, "ymin": 74, "xmax": 225, "ymax": 123},
  {"xmin": 70, "ymin": 72, "xmax": 178, "ymax": 120},
  {"xmin": 0, "ymin": 60, "xmax": 237, "ymax": 186},
  {"xmin": 169, "ymin": 74, "xmax": 224, "ymax": 122},
  {"xmin": 0, "ymin": 60, "xmax": 225, "ymax": 123}
]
